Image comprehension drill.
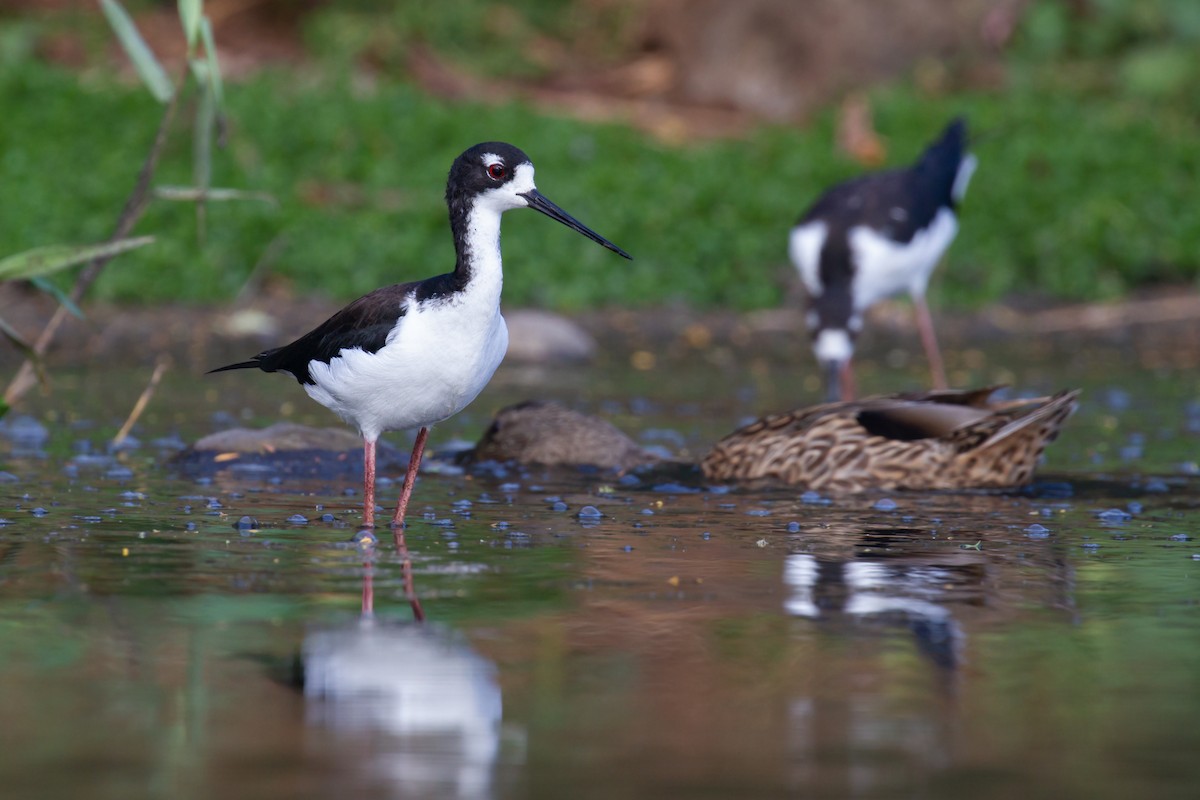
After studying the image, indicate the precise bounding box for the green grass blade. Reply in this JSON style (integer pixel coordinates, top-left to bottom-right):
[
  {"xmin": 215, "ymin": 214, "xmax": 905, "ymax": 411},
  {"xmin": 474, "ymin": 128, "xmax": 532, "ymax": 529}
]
[
  {"xmin": 178, "ymin": 0, "xmax": 202, "ymax": 52},
  {"xmin": 193, "ymin": 83, "xmax": 215, "ymax": 241},
  {"xmin": 100, "ymin": 0, "xmax": 173, "ymax": 103},
  {"xmin": 0, "ymin": 313, "xmax": 38, "ymax": 361},
  {"xmin": 153, "ymin": 186, "xmax": 277, "ymax": 206},
  {"xmin": 0, "ymin": 312, "xmax": 48, "ymax": 393},
  {"xmin": 199, "ymin": 16, "xmax": 224, "ymax": 107},
  {"xmin": 30, "ymin": 277, "xmax": 86, "ymax": 319},
  {"xmin": 0, "ymin": 236, "xmax": 156, "ymax": 281}
]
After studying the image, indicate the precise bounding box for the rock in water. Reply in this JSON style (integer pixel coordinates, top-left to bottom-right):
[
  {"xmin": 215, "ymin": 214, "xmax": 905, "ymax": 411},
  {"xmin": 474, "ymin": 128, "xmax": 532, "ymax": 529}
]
[{"xmin": 465, "ymin": 401, "xmax": 656, "ymax": 471}]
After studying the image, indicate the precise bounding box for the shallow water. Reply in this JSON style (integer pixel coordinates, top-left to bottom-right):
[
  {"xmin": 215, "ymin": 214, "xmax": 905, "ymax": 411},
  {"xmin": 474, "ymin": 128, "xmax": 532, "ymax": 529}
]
[{"xmin": 1, "ymin": 328, "xmax": 1198, "ymax": 800}]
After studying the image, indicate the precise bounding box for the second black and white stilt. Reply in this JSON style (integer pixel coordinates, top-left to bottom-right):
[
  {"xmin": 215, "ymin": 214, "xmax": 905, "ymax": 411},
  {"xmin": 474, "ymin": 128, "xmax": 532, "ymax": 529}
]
[
  {"xmin": 789, "ymin": 117, "xmax": 976, "ymax": 401},
  {"xmin": 211, "ymin": 142, "xmax": 630, "ymax": 531}
]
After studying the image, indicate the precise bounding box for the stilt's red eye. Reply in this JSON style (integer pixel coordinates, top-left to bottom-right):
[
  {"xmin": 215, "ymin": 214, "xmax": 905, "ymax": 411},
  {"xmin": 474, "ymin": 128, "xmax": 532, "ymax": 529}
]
[{"xmin": 487, "ymin": 163, "xmax": 506, "ymax": 180}]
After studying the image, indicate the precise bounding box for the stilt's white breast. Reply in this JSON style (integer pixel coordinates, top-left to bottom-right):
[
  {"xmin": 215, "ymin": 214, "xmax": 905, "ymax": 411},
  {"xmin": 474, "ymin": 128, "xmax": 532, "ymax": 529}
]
[
  {"xmin": 789, "ymin": 221, "xmax": 828, "ymax": 295},
  {"xmin": 303, "ymin": 303, "xmax": 508, "ymax": 443},
  {"xmin": 848, "ymin": 207, "xmax": 958, "ymax": 308}
]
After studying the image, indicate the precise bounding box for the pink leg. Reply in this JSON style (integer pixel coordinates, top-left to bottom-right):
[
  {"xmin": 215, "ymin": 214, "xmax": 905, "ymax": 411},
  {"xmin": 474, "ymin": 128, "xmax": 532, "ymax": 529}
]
[
  {"xmin": 390, "ymin": 426, "xmax": 430, "ymax": 533},
  {"xmin": 361, "ymin": 561, "xmax": 374, "ymax": 617},
  {"xmin": 840, "ymin": 358, "xmax": 857, "ymax": 402},
  {"xmin": 913, "ymin": 293, "xmax": 947, "ymax": 390},
  {"xmin": 396, "ymin": 534, "xmax": 425, "ymax": 623},
  {"xmin": 362, "ymin": 438, "xmax": 377, "ymax": 528}
]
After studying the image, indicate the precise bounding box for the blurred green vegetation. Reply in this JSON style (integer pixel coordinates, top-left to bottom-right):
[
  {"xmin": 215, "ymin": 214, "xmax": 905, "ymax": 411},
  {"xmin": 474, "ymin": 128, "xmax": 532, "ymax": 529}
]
[{"xmin": 0, "ymin": 1, "xmax": 1196, "ymax": 310}]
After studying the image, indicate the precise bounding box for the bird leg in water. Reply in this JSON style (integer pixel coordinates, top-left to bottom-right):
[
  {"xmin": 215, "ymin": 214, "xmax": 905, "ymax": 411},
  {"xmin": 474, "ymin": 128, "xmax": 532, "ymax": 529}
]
[
  {"xmin": 361, "ymin": 559, "xmax": 374, "ymax": 616},
  {"xmin": 840, "ymin": 359, "xmax": 858, "ymax": 402},
  {"xmin": 391, "ymin": 426, "xmax": 430, "ymax": 535},
  {"xmin": 913, "ymin": 294, "xmax": 947, "ymax": 390},
  {"xmin": 397, "ymin": 534, "xmax": 425, "ymax": 623},
  {"xmin": 362, "ymin": 438, "xmax": 377, "ymax": 528}
]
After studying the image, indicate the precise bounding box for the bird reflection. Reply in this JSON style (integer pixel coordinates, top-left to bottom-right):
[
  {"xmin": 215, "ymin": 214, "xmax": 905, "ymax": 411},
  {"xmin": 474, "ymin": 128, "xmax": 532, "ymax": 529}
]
[
  {"xmin": 302, "ymin": 531, "xmax": 502, "ymax": 799},
  {"xmin": 784, "ymin": 550, "xmax": 967, "ymax": 671}
]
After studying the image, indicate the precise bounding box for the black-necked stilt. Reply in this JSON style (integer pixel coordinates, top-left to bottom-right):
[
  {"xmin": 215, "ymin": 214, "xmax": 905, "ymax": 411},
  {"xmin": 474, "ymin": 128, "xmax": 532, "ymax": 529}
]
[
  {"xmin": 789, "ymin": 117, "xmax": 976, "ymax": 401},
  {"xmin": 211, "ymin": 142, "xmax": 630, "ymax": 532}
]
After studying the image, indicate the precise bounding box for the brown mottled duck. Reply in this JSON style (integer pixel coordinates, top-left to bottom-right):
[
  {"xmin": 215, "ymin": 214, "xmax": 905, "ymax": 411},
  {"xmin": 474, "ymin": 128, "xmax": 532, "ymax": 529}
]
[{"xmin": 701, "ymin": 387, "xmax": 1079, "ymax": 493}]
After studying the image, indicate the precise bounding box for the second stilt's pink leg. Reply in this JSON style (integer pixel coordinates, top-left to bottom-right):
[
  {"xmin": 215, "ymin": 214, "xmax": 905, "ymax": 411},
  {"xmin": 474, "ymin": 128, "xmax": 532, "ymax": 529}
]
[
  {"xmin": 839, "ymin": 358, "xmax": 857, "ymax": 402},
  {"xmin": 913, "ymin": 293, "xmax": 947, "ymax": 390},
  {"xmin": 390, "ymin": 426, "xmax": 430, "ymax": 533},
  {"xmin": 362, "ymin": 438, "xmax": 377, "ymax": 528}
]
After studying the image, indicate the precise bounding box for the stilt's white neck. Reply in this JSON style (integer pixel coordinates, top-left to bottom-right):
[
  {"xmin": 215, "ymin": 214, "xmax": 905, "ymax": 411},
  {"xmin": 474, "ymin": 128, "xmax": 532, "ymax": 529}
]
[{"xmin": 458, "ymin": 204, "xmax": 505, "ymax": 305}]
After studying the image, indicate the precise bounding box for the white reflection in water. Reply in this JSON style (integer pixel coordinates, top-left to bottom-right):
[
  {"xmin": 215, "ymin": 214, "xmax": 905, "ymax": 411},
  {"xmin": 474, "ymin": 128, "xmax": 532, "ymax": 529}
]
[
  {"xmin": 783, "ymin": 554, "xmax": 964, "ymax": 668},
  {"xmin": 303, "ymin": 619, "xmax": 502, "ymax": 799}
]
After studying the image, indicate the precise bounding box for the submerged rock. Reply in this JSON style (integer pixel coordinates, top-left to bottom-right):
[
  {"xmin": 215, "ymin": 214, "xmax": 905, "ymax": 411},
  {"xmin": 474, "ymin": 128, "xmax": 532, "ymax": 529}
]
[
  {"xmin": 193, "ymin": 423, "xmax": 364, "ymax": 453},
  {"xmin": 174, "ymin": 423, "xmax": 407, "ymax": 479}
]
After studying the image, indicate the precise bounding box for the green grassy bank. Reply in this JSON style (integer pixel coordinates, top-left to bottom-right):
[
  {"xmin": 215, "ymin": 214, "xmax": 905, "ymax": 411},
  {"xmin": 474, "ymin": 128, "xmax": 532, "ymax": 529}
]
[{"xmin": 0, "ymin": 15, "xmax": 1197, "ymax": 310}]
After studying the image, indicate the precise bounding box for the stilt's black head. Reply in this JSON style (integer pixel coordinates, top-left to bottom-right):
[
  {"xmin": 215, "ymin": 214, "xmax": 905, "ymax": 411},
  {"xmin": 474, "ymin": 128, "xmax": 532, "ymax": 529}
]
[{"xmin": 446, "ymin": 142, "xmax": 631, "ymax": 259}]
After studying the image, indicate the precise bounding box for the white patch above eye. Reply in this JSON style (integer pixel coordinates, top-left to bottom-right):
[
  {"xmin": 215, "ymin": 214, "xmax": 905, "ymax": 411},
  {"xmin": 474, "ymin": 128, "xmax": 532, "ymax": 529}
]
[
  {"xmin": 509, "ymin": 162, "xmax": 536, "ymax": 195},
  {"xmin": 480, "ymin": 153, "xmax": 503, "ymax": 168}
]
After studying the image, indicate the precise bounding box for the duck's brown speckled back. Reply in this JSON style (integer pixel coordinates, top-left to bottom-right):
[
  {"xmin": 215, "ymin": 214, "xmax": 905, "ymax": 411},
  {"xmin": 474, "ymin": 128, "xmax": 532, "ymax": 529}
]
[{"xmin": 701, "ymin": 387, "xmax": 1079, "ymax": 493}]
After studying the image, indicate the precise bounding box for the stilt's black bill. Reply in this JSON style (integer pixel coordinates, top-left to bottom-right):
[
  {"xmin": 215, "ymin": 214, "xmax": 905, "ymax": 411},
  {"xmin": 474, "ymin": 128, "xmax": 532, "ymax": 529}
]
[
  {"xmin": 823, "ymin": 361, "xmax": 842, "ymax": 403},
  {"xmin": 521, "ymin": 190, "xmax": 632, "ymax": 259}
]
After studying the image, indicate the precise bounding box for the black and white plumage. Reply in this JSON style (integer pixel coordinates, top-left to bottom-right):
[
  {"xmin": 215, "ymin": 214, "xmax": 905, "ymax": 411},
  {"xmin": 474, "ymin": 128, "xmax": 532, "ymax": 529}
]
[
  {"xmin": 211, "ymin": 142, "xmax": 630, "ymax": 533},
  {"xmin": 789, "ymin": 117, "xmax": 977, "ymax": 401}
]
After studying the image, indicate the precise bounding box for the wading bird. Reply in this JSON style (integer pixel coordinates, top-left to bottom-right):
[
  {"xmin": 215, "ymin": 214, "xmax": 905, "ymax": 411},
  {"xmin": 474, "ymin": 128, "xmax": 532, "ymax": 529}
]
[
  {"xmin": 789, "ymin": 118, "xmax": 976, "ymax": 400},
  {"xmin": 212, "ymin": 142, "xmax": 630, "ymax": 532}
]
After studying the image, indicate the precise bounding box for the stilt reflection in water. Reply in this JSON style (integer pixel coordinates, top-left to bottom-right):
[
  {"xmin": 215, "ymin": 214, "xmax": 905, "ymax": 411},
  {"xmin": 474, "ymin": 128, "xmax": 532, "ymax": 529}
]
[{"xmin": 303, "ymin": 538, "xmax": 501, "ymax": 798}]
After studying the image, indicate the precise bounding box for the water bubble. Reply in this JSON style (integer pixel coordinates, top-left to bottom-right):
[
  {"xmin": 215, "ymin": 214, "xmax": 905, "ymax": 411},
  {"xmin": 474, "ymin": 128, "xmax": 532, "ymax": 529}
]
[
  {"xmin": 576, "ymin": 506, "xmax": 603, "ymax": 519},
  {"xmin": 287, "ymin": 514, "xmax": 309, "ymax": 524},
  {"xmin": 786, "ymin": 521, "xmax": 801, "ymax": 533},
  {"xmin": 234, "ymin": 516, "xmax": 258, "ymax": 531},
  {"xmin": 1025, "ymin": 523, "xmax": 1051, "ymax": 538},
  {"xmin": 874, "ymin": 498, "xmax": 898, "ymax": 512},
  {"xmin": 551, "ymin": 501, "xmax": 569, "ymax": 513},
  {"xmin": 1096, "ymin": 508, "xmax": 1131, "ymax": 523}
]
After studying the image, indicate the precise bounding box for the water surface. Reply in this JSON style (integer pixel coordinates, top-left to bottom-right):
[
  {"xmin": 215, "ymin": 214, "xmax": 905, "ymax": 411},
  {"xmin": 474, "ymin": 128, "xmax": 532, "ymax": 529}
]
[{"xmin": 0, "ymin": 327, "xmax": 1197, "ymax": 799}]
